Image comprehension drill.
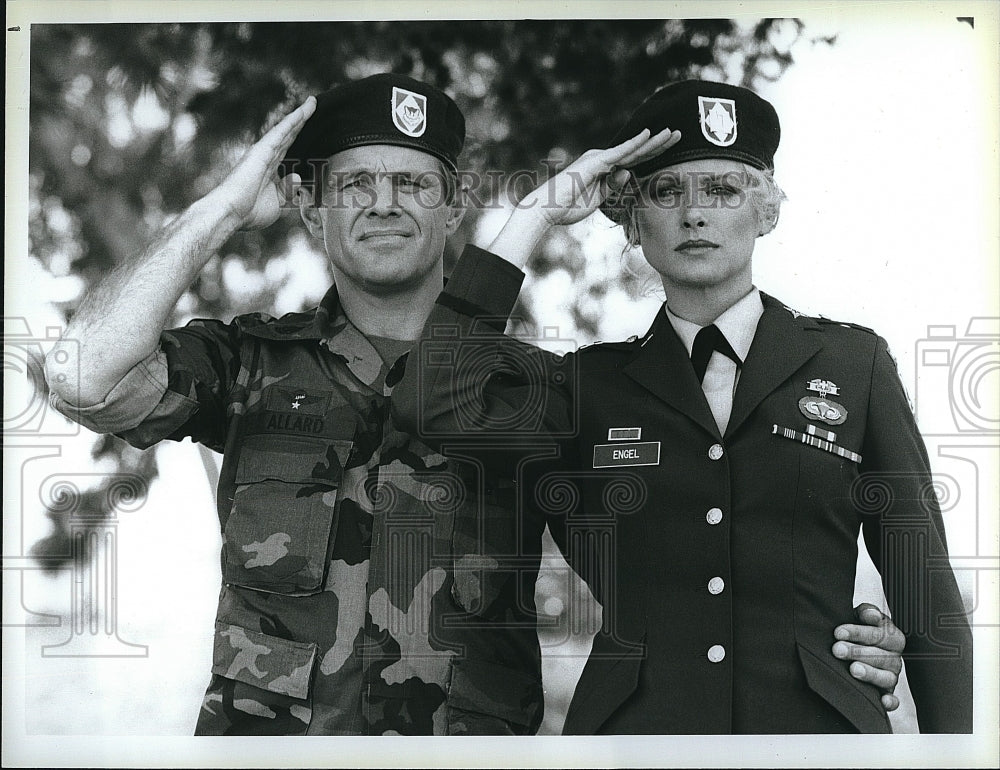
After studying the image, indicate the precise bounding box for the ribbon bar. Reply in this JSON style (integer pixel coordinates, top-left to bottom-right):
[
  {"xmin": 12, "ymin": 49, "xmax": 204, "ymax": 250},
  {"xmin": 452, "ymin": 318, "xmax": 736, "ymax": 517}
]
[{"xmin": 771, "ymin": 423, "xmax": 862, "ymax": 464}]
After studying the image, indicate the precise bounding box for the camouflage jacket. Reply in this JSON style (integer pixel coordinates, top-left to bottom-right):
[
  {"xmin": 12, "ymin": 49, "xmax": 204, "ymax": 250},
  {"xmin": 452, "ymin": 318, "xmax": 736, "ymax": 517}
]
[{"xmin": 53, "ymin": 281, "xmax": 543, "ymax": 736}]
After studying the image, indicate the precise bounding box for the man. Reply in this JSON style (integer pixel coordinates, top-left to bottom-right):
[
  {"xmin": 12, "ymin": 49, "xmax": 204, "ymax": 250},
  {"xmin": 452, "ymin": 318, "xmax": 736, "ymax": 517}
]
[
  {"xmin": 45, "ymin": 73, "xmax": 906, "ymax": 736},
  {"xmin": 393, "ymin": 80, "xmax": 972, "ymax": 733},
  {"xmin": 43, "ymin": 74, "xmax": 545, "ymax": 736}
]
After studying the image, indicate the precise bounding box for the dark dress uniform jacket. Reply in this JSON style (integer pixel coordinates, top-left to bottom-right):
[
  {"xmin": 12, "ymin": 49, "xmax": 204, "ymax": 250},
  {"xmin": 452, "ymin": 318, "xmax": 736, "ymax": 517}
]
[{"xmin": 393, "ymin": 246, "xmax": 973, "ymax": 734}]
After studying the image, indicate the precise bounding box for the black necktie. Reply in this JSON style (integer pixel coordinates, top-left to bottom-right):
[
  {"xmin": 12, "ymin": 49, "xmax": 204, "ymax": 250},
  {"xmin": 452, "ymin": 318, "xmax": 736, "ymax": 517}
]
[{"xmin": 690, "ymin": 324, "xmax": 741, "ymax": 384}]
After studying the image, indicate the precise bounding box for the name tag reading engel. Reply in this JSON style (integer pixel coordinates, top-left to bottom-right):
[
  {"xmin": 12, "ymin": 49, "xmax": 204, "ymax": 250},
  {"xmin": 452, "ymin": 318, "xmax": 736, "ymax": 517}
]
[{"xmin": 593, "ymin": 441, "xmax": 661, "ymax": 468}]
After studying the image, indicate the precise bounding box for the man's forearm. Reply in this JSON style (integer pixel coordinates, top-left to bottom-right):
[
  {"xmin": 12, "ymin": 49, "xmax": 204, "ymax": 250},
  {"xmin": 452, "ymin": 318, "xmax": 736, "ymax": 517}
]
[
  {"xmin": 46, "ymin": 95, "xmax": 317, "ymax": 408},
  {"xmin": 45, "ymin": 190, "xmax": 242, "ymax": 407}
]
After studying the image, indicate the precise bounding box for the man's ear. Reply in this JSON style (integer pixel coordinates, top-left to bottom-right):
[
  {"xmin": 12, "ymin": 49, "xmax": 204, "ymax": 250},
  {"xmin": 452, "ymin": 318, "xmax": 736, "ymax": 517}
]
[
  {"xmin": 444, "ymin": 201, "xmax": 466, "ymax": 236},
  {"xmin": 297, "ymin": 185, "xmax": 324, "ymax": 240}
]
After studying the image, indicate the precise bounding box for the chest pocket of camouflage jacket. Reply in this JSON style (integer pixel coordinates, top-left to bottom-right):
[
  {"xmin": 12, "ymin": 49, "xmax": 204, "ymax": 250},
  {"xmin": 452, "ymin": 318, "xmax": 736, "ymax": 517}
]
[{"xmin": 223, "ymin": 435, "xmax": 353, "ymax": 595}]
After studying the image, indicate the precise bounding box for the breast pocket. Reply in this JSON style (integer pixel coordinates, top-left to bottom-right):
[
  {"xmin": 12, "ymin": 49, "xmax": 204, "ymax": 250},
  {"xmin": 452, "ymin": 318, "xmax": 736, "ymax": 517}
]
[
  {"xmin": 223, "ymin": 435, "xmax": 353, "ymax": 595},
  {"xmin": 795, "ymin": 436, "xmax": 862, "ymax": 521}
]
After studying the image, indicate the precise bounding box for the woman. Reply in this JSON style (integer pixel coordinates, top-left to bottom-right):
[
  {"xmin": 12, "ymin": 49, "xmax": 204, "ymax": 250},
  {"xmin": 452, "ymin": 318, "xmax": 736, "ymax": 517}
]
[{"xmin": 394, "ymin": 80, "xmax": 972, "ymax": 733}]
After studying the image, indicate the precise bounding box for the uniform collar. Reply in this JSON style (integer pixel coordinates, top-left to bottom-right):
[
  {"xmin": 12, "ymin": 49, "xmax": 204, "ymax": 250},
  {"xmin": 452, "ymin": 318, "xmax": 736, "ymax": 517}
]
[
  {"xmin": 239, "ymin": 284, "xmax": 388, "ymax": 390},
  {"xmin": 628, "ymin": 289, "xmax": 820, "ymax": 440},
  {"xmin": 238, "ymin": 284, "xmax": 340, "ymax": 341},
  {"xmin": 664, "ymin": 287, "xmax": 764, "ymax": 363}
]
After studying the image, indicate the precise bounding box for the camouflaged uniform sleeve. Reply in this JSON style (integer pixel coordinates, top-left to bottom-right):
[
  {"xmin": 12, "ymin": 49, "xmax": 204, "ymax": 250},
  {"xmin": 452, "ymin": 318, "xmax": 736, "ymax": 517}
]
[
  {"xmin": 113, "ymin": 317, "xmax": 246, "ymax": 452},
  {"xmin": 48, "ymin": 317, "xmax": 244, "ymax": 451},
  {"xmin": 48, "ymin": 346, "xmax": 171, "ymax": 436}
]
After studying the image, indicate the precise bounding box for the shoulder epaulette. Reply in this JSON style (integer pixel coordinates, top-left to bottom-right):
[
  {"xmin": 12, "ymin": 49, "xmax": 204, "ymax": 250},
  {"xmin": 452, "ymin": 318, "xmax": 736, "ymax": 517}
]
[
  {"xmin": 815, "ymin": 316, "xmax": 877, "ymax": 335},
  {"xmin": 579, "ymin": 335, "xmax": 641, "ymax": 352}
]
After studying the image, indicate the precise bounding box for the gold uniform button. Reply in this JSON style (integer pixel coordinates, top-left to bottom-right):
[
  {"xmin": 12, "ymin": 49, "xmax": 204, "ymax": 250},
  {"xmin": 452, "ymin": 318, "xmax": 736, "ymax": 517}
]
[
  {"xmin": 706, "ymin": 508, "xmax": 723, "ymax": 525},
  {"xmin": 708, "ymin": 577, "xmax": 725, "ymax": 595},
  {"xmin": 707, "ymin": 644, "xmax": 726, "ymax": 663},
  {"xmin": 708, "ymin": 444, "xmax": 724, "ymax": 460}
]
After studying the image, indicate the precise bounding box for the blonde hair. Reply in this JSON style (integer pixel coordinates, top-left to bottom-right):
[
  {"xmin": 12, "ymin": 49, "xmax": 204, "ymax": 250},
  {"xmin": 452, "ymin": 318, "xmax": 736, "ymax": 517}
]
[{"xmin": 612, "ymin": 163, "xmax": 787, "ymax": 247}]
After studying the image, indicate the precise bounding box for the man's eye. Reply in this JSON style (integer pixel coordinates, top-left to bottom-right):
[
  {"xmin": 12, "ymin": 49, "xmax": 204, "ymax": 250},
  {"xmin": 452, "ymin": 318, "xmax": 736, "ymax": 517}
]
[
  {"xmin": 397, "ymin": 175, "xmax": 433, "ymax": 193},
  {"xmin": 654, "ymin": 186, "xmax": 682, "ymax": 199},
  {"xmin": 708, "ymin": 184, "xmax": 740, "ymax": 196},
  {"xmin": 339, "ymin": 174, "xmax": 373, "ymax": 191}
]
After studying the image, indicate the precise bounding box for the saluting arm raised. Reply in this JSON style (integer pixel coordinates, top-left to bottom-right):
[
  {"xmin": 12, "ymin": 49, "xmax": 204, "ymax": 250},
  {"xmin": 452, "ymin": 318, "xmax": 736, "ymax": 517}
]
[
  {"xmin": 45, "ymin": 96, "xmax": 316, "ymax": 407},
  {"xmin": 487, "ymin": 127, "xmax": 680, "ymax": 269}
]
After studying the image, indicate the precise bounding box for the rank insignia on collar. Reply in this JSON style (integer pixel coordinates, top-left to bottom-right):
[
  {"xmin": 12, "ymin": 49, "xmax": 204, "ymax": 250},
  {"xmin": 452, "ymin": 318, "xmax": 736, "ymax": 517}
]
[
  {"xmin": 798, "ymin": 396, "xmax": 848, "ymax": 426},
  {"xmin": 806, "ymin": 378, "xmax": 840, "ymax": 397},
  {"xmin": 784, "ymin": 305, "xmax": 803, "ymax": 319}
]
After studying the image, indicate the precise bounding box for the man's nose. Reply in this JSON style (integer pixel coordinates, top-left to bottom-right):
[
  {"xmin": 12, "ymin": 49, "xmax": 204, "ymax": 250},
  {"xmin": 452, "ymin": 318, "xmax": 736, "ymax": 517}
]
[{"xmin": 366, "ymin": 174, "xmax": 402, "ymax": 216}]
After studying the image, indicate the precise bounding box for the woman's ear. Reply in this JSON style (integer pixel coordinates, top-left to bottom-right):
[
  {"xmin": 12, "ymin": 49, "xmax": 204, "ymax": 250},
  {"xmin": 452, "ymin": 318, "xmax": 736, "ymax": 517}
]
[{"xmin": 758, "ymin": 213, "xmax": 777, "ymax": 237}]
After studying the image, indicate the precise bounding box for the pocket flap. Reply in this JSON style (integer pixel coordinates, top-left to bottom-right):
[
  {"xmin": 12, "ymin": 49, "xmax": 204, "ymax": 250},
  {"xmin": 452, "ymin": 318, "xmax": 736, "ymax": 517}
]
[
  {"xmin": 796, "ymin": 642, "xmax": 890, "ymax": 733},
  {"xmin": 235, "ymin": 436, "xmax": 351, "ymax": 486},
  {"xmin": 212, "ymin": 622, "xmax": 317, "ymax": 700}
]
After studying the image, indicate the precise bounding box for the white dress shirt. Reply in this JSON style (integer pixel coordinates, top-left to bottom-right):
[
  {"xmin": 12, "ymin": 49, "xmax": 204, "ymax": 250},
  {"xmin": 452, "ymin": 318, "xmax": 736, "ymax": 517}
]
[{"xmin": 665, "ymin": 289, "xmax": 765, "ymax": 434}]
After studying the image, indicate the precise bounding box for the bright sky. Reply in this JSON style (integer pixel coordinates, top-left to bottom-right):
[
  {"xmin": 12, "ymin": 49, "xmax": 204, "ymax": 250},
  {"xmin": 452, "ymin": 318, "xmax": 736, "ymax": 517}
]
[
  {"xmin": 754, "ymin": 9, "xmax": 998, "ymax": 369},
  {"xmin": 4, "ymin": 3, "xmax": 999, "ymax": 768}
]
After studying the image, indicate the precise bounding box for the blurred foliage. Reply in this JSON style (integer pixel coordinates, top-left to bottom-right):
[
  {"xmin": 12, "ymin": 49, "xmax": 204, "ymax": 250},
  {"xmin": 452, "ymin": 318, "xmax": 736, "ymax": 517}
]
[{"xmin": 28, "ymin": 20, "xmax": 821, "ymax": 571}]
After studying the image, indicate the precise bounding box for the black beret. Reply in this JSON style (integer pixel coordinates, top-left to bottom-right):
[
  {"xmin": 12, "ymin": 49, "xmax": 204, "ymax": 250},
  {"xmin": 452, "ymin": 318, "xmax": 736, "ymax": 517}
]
[
  {"xmin": 611, "ymin": 79, "xmax": 781, "ymax": 177},
  {"xmin": 280, "ymin": 73, "xmax": 465, "ymax": 182}
]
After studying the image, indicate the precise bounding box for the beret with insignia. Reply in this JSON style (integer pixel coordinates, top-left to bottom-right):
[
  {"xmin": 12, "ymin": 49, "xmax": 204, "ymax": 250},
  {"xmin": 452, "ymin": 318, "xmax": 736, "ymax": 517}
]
[
  {"xmin": 280, "ymin": 73, "xmax": 465, "ymax": 183},
  {"xmin": 609, "ymin": 79, "xmax": 781, "ymax": 177}
]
